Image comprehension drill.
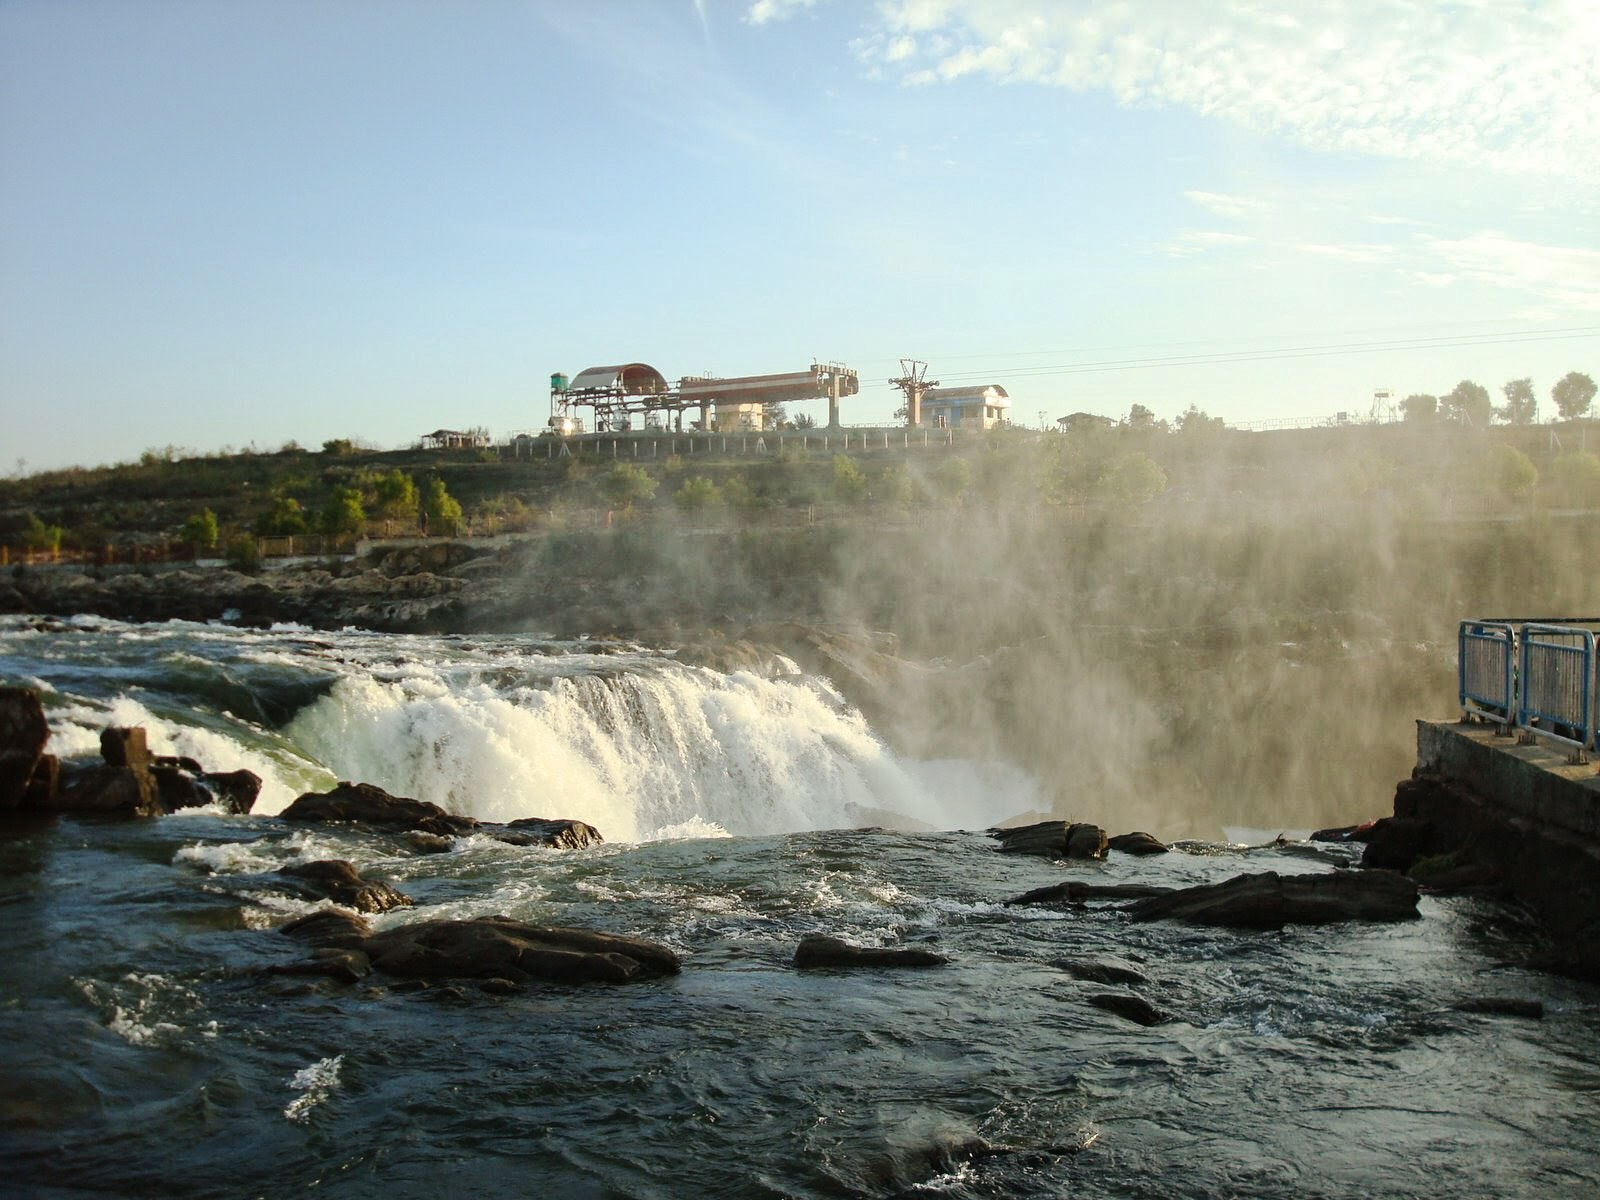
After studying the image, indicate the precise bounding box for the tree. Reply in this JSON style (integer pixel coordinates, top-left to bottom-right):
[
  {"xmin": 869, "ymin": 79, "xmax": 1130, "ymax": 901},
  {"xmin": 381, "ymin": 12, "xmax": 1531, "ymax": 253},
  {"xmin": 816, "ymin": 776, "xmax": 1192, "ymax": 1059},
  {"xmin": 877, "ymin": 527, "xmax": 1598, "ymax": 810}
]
[
  {"xmin": 673, "ymin": 476, "xmax": 721, "ymax": 514},
  {"xmin": 1498, "ymin": 378, "xmax": 1537, "ymax": 425},
  {"xmin": 1552, "ymin": 371, "xmax": 1598, "ymax": 421},
  {"xmin": 21, "ymin": 512, "xmax": 62, "ymax": 552},
  {"xmin": 762, "ymin": 401, "xmax": 788, "ymax": 430},
  {"xmin": 372, "ymin": 470, "xmax": 418, "ymax": 522},
  {"xmin": 321, "ymin": 486, "xmax": 366, "ymax": 536},
  {"xmin": 875, "ymin": 463, "xmax": 914, "ymax": 506},
  {"xmin": 1548, "ymin": 452, "xmax": 1600, "ymax": 508},
  {"xmin": 1125, "ymin": 403, "xmax": 1159, "ymax": 430},
  {"xmin": 792, "ymin": 412, "xmax": 817, "ymax": 430},
  {"xmin": 1096, "ymin": 452, "xmax": 1168, "ymax": 504},
  {"xmin": 598, "ymin": 463, "xmax": 657, "ymax": 512},
  {"xmin": 257, "ymin": 495, "xmax": 309, "ymax": 537},
  {"xmin": 1442, "ymin": 380, "xmax": 1492, "ymax": 427},
  {"xmin": 1490, "ymin": 443, "xmax": 1537, "ymax": 499},
  {"xmin": 830, "ymin": 454, "xmax": 868, "ymax": 503},
  {"xmin": 931, "ymin": 456, "xmax": 971, "ymax": 502},
  {"xmin": 421, "ymin": 477, "xmax": 463, "ymax": 535},
  {"xmin": 181, "ymin": 508, "xmax": 218, "ymax": 549},
  {"xmin": 1175, "ymin": 404, "xmax": 1224, "ymax": 435},
  {"xmin": 1400, "ymin": 393, "xmax": 1438, "ymax": 422}
]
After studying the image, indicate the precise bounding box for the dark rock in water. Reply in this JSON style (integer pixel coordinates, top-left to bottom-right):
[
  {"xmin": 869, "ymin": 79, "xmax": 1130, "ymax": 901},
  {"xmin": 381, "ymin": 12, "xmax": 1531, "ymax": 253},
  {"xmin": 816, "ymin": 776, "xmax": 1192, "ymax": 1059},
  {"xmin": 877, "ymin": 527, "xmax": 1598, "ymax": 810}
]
[
  {"xmin": 1360, "ymin": 813, "xmax": 1444, "ymax": 872},
  {"xmin": 279, "ymin": 908, "xmax": 373, "ymax": 950},
  {"xmin": 1311, "ymin": 822, "xmax": 1375, "ymax": 843},
  {"xmin": 1066, "ymin": 823, "xmax": 1108, "ymax": 860},
  {"xmin": 1057, "ymin": 959, "xmax": 1150, "ymax": 986},
  {"xmin": 1408, "ymin": 849, "xmax": 1503, "ymax": 894},
  {"xmin": 993, "ymin": 820, "xmax": 1106, "ymax": 860},
  {"xmin": 150, "ymin": 762, "xmax": 209, "ymax": 812},
  {"xmin": 479, "ymin": 977, "xmax": 521, "ymax": 996},
  {"xmin": 202, "ymin": 769, "xmax": 261, "ymax": 815},
  {"xmin": 1087, "ymin": 992, "xmax": 1168, "ymax": 1026},
  {"xmin": 403, "ymin": 831, "xmax": 455, "ymax": 855},
  {"xmin": 1127, "ymin": 869, "xmax": 1420, "ymax": 928},
  {"xmin": 99, "ymin": 726, "xmax": 150, "ymax": 770},
  {"xmin": 270, "ymin": 947, "xmax": 372, "ymax": 985},
  {"xmin": 1452, "ymin": 997, "xmax": 1544, "ymax": 1019},
  {"xmin": 496, "ymin": 817, "xmax": 604, "ymax": 850},
  {"xmin": 793, "ymin": 934, "xmax": 948, "ymax": 969},
  {"xmin": 363, "ymin": 916, "xmax": 681, "ymax": 985},
  {"xmin": 55, "ymin": 764, "xmax": 162, "ymax": 818},
  {"xmin": 0, "ymin": 686, "xmax": 52, "ymax": 812},
  {"xmin": 280, "ymin": 781, "xmax": 476, "ymax": 836},
  {"xmin": 279, "ymin": 859, "xmax": 413, "ymax": 913},
  {"xmin": 1107, "ymin": 831, "xmax": 1168, "ymax": 856},
  {"xmin": 1007, "ymin": 880, "xmax": 1172, "ymax": 906},
  {"xmin": 993, "ymin": 820, "xmax": 1068, "ymax": 857}
]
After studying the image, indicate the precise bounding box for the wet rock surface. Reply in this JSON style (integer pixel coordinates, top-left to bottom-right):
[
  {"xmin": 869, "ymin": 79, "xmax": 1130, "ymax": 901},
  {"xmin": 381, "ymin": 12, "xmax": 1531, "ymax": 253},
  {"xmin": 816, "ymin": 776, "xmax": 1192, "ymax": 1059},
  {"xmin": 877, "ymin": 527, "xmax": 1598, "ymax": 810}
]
[
  {"xmin": 280, "ymin": 781, "xmax": 478, "ymax": 836},
  {"xmin": 1127, "ymin": 869, "xmax": 1420, "ymax": 928},
  {"xmin": 1086, "ymin": 992, "xmax": 1168, "ymax": 1026},
  {"xmin": 362, "ymin": 916, "xmax": 681, "ymax": 985},
  {"xmin": 793, "ymin": 934, "xmax": 948, "ymax": 969},
  {"xmin": 278, "ymin": 859, "xmax": 414, "ymax": 913},
  {"xmin": 992, "ymin": 820, "xmax": 1108, "ymax": 860},
  {"xmin": 1107, "ymin": 831, "xmax": 1169, "ymax": 856},
  {"xmin": 495, "ymin": 817, "xmax": 604, "ymax": 850}
]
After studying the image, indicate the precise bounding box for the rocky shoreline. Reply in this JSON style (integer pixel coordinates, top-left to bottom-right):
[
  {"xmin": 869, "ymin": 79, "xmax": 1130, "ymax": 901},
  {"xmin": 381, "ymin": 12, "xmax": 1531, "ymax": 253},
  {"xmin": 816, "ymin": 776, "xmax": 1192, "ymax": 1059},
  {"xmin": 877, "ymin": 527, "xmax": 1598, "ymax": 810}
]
[{"xmin": 2, "ymin": 684, "xmax": 1555, "ymax": 1023}]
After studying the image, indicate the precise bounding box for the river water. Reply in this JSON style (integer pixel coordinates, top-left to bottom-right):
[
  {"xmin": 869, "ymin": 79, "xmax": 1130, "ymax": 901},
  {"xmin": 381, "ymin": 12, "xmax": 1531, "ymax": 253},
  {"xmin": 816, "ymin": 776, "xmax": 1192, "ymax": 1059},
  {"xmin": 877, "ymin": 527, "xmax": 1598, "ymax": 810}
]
[{"xmin": 2, "ymin": 616, "xmax": 1597, "ymax": 1198}]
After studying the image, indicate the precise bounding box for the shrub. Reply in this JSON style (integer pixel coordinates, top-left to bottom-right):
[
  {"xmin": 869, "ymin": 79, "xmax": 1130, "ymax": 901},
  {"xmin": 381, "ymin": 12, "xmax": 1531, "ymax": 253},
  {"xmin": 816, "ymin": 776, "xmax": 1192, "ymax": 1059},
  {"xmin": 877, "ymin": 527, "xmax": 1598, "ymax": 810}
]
[
  {"xmin": 225, "ymin": 533, "xmax": 261, "ymax": 571},
  {"xmin": 674, "ymin": 476, "xmax": 721, "ymax": 513},
  {"xmin": 180, "ymin": 508, "xmax": 219, "ymax": 549}
]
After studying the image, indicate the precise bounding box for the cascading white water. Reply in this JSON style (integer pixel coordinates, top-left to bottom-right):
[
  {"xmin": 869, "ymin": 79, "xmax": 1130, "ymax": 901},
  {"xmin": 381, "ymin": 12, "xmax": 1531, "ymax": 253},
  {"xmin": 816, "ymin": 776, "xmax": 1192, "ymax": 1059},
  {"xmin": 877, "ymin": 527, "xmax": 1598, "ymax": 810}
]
[{"xmin": 283, "ymin": 662, "xmax": 1039, "ymax": 840}]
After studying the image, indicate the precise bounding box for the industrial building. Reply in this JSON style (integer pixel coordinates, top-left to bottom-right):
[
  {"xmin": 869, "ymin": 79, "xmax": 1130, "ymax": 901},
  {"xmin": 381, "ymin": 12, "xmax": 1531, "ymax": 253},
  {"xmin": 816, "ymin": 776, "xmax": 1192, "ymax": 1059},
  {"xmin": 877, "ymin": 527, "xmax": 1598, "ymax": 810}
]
[
  {"xmin": 919, "ymin": 385, "xmax": 1012, "ymax": 430},
  {"xmin": 548, "ymin": 361, "xmax": 860, "ymax": 435}
]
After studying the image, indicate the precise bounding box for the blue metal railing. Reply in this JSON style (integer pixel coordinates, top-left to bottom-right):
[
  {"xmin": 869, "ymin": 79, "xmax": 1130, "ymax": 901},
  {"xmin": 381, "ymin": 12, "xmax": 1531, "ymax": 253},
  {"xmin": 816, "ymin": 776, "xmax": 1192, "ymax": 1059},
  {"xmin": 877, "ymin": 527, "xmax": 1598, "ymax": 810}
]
[
  {"xmin": 1458, "ymin": 621, "xmax": 1516, "ymax": 728},
  {"xmin": 1459, "ymin": 619, "xmax": 1600, "ymax": 758},
  {"xmin": 1518, "ymin": 624, "xmax": 1595, "ymax": 755}
]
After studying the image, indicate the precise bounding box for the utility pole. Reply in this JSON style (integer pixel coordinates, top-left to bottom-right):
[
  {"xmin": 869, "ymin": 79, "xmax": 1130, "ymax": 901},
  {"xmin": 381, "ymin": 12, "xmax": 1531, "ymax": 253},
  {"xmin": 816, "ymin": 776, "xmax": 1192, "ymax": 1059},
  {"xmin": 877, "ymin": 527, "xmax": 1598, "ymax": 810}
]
[{"xmin": 888, "ymin": 359, "xmax": 938, "ymax": 428}]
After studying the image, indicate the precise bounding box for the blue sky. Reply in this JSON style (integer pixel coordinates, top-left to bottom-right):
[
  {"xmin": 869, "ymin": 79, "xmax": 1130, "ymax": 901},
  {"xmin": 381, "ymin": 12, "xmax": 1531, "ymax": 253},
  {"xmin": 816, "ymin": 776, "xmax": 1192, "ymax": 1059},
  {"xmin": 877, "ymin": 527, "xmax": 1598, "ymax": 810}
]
[{"xmin": 2, "ymin": 0, "xmax": 1597, "ymax": 470}]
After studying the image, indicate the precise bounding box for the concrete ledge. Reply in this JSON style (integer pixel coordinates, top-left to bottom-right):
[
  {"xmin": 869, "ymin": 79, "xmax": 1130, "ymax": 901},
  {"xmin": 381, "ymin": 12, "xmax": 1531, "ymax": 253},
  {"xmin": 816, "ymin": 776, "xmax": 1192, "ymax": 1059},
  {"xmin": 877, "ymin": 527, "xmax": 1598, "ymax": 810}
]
[
  {"xmin": 1407, "ymin": 720, "xmax": 1600, "ymax": 974},
  {"xmin": 1418, "ymin": 720, "xmax": 1600, "ymax": 840}
]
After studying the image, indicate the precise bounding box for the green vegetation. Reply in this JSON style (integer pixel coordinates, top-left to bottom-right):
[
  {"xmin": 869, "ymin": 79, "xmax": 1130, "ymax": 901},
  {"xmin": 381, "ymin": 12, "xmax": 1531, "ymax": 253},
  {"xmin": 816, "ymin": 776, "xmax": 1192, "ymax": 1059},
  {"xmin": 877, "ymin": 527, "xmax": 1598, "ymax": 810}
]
[
  {"xmin": 5, "ymin": 388, "xmax": 1600, "ymax": 562},
  {"xmin": 598, "ymin": 463, "xmax": 657, "ymax": 512},
  {"xmin": 321, "ymin": 487, "xmax": 366, "ymax": 537},
  {"xmin": 421, "ymin": 477, "xmax": 463, "ymax": 536},
  {"xmin": 180, "ymin": 508, "xmax": 218, "ymax": 549},
  {"xmin": 1553, "ymin": 371, "xmax": 1598, "ymax": 421}
]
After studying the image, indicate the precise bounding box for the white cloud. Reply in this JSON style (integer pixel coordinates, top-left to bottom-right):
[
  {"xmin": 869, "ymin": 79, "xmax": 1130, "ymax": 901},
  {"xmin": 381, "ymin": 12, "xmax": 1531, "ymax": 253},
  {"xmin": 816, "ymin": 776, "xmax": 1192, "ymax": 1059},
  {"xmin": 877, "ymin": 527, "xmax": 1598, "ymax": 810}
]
[
  {"xmin": 852, "ymin": 1, "xmax": 1600, "ymax": 179},
  {"xmin": 1298, "ymin": 242, "xmax": 1396, "ymax": 264},
  {"xmin": 1160, "ymin": 228, "xmax": 1255, "ymax": 256},
  {"xmin": 1420, "ymin": 231, "xmax": 1600, "ymax": 312},
  {"xmin": 1184, "ymin": 190, "xmax": 1265, "ymax": 220},
  {"xmin": 745, "ymin": 0, "xmax": 818, "ymax": 25}
]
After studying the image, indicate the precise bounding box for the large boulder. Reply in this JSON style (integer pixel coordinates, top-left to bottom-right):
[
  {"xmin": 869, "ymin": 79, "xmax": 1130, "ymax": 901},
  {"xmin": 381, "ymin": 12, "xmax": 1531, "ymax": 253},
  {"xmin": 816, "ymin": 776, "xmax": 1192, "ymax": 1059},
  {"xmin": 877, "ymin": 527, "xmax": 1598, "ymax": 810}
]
[
  {"xmin": 1086, "ymin": 992, "xmax": 1168, "ymax": 1026},
  {"xmin": 993, "ymin": 820, "xmax": 1108, "ymax": 860},
  {"xmin": 1107, "ymin": 831, "xmax": 1169, "ymax": 856},
  {"xmin": 1360, "ymin": 813, "xmax": 1445, "ymax": 872},
  {"xmin": 495, "ymin": 817, "xmax": 604, "ymax": 850},
  {"xmin": 278, "ymin": 860, "xmax": 413, "ymax": 913},
  {"xmin": 793, "ymin": 934, "xmax": 948, "ymax": 969},
  {"xmin": 1127, "ymin": 869, "xmax": 1420, "ymax": 928},
  {"xmin": 0, "ymin": 687, "xmax": 52, "ymax": 812},
  {"xmin": 362, "ymin": 916, "xmax": 681, "ymax": 985},
  {"xmin": 54, "ymin": 763, "xmax": 162, "ymax": 818},
  {"xmin": 280, "ymin": 781, "xmax": 477, "ymax": 836},
  {"xmin": 1007, "ymin": 880, "xmax": 1171, "ymax": 906},
  {"xmin": 280, "ymin": 908, "xmax": 374, "ymax": 950}
]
